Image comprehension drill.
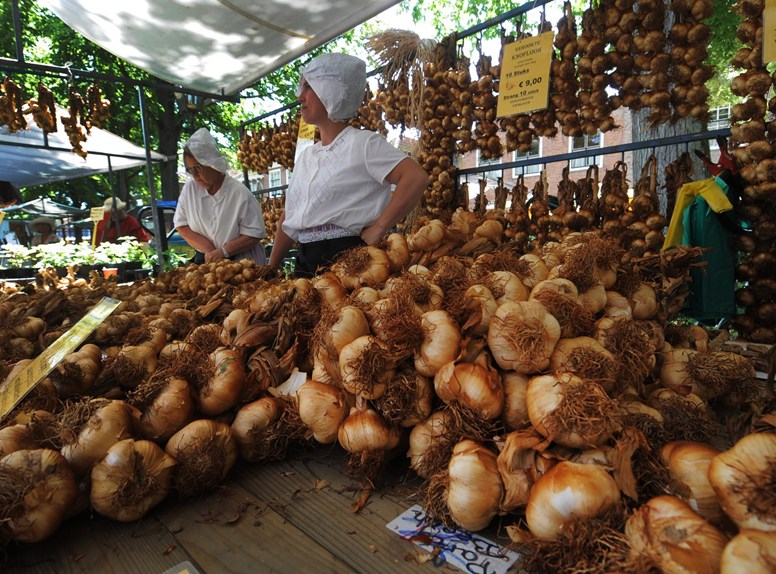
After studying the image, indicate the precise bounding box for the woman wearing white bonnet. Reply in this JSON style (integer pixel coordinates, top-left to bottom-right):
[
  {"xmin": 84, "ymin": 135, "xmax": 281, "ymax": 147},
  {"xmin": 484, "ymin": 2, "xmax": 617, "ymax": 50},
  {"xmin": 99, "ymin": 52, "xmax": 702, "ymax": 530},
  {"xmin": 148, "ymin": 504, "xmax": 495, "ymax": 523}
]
[
  {"xmin": 268, "ymin": 53, "xmax": 428, "ymax": 277},
  {"xmin": 174, "ymin": 127, "xmax": 266, "ymax": 264}
]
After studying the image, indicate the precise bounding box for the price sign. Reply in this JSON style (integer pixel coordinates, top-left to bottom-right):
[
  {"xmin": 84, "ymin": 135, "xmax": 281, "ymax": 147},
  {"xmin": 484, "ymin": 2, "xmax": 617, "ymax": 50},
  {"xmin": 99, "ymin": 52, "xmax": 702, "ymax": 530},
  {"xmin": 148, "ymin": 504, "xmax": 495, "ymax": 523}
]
[
  {"xmin": 497, "ymin": 32, "xmax": 554, "ymax": 118},
  {"xmin": 0, "ymin": 210, "xmax": 5, "ymax": 226},
  {"xmin": 90, "ymin": 207, "xmax": 104, "ymax": 247},
  {"xmin": 90, "ymin": 207, "xmax": 105, "ymax": 223},
  {"xmin": 765, "ymin": 0, "xmax": 776, "ymax": 64},
  {"xmin": 294, "ymin": 118, "xmax": 316, "ymax": 166},
  {"xmin": 0, "ymin": 297, "xmax": 120, "ymax": 421},
  {"xmin": 387, "ymin": 505, "xmax": 520, "ymax": 574}
]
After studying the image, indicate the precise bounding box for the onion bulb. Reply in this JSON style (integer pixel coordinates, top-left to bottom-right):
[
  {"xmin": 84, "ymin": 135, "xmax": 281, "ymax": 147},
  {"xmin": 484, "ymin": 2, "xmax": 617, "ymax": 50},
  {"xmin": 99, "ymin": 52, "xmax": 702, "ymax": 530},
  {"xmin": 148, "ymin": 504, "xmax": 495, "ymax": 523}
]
[
  {"xmin": 415, "ymin": 310, "xmax": 462, "ymax": 377},
  {"xmin": 296, "ymin": 379, "xmax": 348, "ymax": 444},
  {"xmin": 488, "ymin": 300, "xmax": 561, "ymax": 374},
  {"xmin": 337, "ymin": 406, "xmax": 399, "ymax": 453},
  {"xmin": 90, "ymin": 439, "xmax": 176, "ymax": 522},
  {"xmin": 526, "ymin": 373, "xmax": 620, "ymax": 448},
  {"xmin": 230, "ymin": 397, "xmax": 283, "ymax": 462},
  {"xmin": 339, "ymin": 335, "xmax": 396, "ymax": 399},
  {"xmin": 433, "ymin": 359, "xmax": 504, "ymax": 420},
  {"xmin": 708, "ymin": 432, "xmax": 776, "ymax": 532},
  {"xmin": 661, "ymin": 441, "xmax": 723, "ymax": 523},
  {"xmin": 525, "ymin": 460, "xmax": 620, "ymax": 540},
  {"xmin": 165, "ymin": 419, "xmax": 238, "ymax": 498},
  {"xmin": 721, "ymin": 529, "xmax": 776, "ymax": 574},
  {"xmin": 502, "ymin": 371, "xmax": 531, "ymax": 430},
  {"xmin": 198, "ymin": 347, "xmax": 246, "ymax": 416},
  {"xmin": 625, "ymin": 495, "xmax": 729, "ymax": 573},
  {"xmin": 0, "ymin": 448, "xmax": 77, "ymax": 543},
  {"xmin": 446, "ymin": 439, "xmax": 503, "ymax": 531},
  {"xmin": 132, "ymin": 375, "xmax": 197, "ymax": 442},
  {"xmin": 61, "ymin": 399, "xmax": 138, "ymax": 477},
  {"xmin": 407, "ymin": 410, "xmax": 453, "ymax": 478}
]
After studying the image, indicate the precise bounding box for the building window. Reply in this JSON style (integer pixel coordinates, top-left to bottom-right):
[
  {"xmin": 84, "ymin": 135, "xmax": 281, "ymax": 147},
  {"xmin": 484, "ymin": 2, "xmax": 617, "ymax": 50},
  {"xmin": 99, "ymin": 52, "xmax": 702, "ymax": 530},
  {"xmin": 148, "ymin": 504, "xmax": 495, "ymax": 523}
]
[
  {"xmin": 570, "ymin": 132, "xmax": 602, "ymax": 170},
  {"xmin": 512, "ymin": 139, "xmax": 542, "ymax": 177},
  {"xmin": 476, "ymin": 150, "xmax": 503, "ymax": 182},
  {"xmin": 708, "ymin": 107, "xmax": 730, "ymax": 149},
  {"xmin": 268, "ymin": 168, "xmax": 282, "ymax": 188}
]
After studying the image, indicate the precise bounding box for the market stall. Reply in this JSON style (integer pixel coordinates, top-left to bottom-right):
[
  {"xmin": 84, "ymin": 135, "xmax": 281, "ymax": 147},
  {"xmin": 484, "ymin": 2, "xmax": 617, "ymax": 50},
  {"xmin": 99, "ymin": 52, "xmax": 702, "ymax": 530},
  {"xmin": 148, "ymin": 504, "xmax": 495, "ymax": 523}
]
[{"xmin": 2, "ymin": 0, "xmax": 776, "ymax": 572}]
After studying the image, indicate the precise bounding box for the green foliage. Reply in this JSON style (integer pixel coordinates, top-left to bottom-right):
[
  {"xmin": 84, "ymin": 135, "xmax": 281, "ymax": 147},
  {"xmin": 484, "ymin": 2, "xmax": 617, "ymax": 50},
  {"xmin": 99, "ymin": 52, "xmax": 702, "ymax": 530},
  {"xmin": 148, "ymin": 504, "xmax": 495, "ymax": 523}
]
[{"xmin": 1, "ymin": 237, "xmax": 152, "ymax": 269}]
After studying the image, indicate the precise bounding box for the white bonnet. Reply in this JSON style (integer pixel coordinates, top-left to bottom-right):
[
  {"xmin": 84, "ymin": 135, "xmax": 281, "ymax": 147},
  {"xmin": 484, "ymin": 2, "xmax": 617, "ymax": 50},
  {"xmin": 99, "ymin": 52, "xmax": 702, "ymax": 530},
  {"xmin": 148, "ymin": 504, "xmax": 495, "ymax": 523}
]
[
  {"xmin": 103, "ymin": 197, "xmax": 126, "ymax": 212},
  {"xmin": 185, "ymin": 128, "xmax": 230, "ymax": 174},
  {"xmin": 300, "ymin": 54, "xmax": 366, "ymax": 121}
]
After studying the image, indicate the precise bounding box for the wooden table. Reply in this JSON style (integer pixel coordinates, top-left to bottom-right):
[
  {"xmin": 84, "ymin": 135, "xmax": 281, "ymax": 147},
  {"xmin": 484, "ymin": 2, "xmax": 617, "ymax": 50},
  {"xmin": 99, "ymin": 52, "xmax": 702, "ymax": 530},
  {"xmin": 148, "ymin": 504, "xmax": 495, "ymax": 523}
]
[{"xmin": 2, "ymin": 448, "xmax": 516, "ymax": 574}]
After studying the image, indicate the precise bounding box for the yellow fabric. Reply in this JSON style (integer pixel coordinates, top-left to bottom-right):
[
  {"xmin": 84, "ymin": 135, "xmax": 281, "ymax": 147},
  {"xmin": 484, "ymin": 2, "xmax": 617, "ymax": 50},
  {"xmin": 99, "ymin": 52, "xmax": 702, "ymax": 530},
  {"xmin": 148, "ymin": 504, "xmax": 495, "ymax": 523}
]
[{"xmin": 663, "ymin": 178, "xmax": 734, "ymax": 249}]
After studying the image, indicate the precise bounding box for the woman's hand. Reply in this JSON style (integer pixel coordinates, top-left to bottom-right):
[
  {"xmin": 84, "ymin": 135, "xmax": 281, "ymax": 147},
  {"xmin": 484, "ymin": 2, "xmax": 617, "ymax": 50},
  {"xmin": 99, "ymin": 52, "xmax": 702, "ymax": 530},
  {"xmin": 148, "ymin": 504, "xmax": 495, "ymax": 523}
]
[
  {"xmin": 360, "ymin": 223, "xmax": 387, "ymax": 246},
  {"xmin": 204, "ymin": 247, "xmax": 226, "ymax": 263}
]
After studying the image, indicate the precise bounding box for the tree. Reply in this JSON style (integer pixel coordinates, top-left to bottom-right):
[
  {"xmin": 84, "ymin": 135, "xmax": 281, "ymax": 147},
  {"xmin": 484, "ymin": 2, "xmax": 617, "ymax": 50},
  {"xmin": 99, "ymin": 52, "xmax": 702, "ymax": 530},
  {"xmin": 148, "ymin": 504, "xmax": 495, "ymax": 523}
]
[{"xmin": 0, "ymin": 0, "xmax": 252, "ymax": 207}]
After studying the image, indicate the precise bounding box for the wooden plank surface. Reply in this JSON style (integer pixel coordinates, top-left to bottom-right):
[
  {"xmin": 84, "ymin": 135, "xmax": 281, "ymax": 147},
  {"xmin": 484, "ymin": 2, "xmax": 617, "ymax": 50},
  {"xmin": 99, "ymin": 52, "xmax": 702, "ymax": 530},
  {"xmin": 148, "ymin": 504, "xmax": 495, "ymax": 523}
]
[
  {"xmin": 2, "ymin": 513, "xmax": 191, "ymax": 574},
  {"xmin": 2, "ymin": 449, "xmax": 491, "ymax": 574},
  {"xmin": 153, "ymin": 478, "xmax": 357, "ymax": 574}
]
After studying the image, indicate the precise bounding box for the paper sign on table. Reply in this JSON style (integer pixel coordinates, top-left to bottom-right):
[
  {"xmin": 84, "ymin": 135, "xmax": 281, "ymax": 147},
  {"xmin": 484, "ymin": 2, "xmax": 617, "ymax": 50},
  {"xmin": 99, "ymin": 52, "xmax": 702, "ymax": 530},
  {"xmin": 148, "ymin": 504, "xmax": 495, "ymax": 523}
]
[{"xmin": 387, "ymin": 505, "xmax": 520, "ymax": 574}]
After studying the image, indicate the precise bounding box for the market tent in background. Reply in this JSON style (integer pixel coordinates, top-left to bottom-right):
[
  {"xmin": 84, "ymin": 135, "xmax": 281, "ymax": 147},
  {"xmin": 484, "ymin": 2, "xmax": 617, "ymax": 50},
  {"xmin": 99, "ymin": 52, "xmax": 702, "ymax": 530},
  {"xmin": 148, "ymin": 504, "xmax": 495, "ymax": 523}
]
[
  {"xmin": 1, "ymin": 197, "xmax": 87, "ymax": 218},
  {"xmin": 0, "ymin": 106, "xmax": 168, "ymax": 189},
  {"xmin": 37, "ymin": 0, "xmax": 402, "ymax": 95}
]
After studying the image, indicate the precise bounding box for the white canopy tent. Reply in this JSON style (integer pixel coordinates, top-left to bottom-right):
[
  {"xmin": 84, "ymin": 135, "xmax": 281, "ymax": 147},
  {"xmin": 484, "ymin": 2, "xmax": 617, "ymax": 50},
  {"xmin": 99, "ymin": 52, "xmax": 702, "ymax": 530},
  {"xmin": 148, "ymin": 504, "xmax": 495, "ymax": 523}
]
[
  {"xmin": 0, "ymin": 106, "xmax": 168, "ymax": 189},
  {"xmin": 38, "ymin": 0, "xmax": 403, "ymax": 95}
]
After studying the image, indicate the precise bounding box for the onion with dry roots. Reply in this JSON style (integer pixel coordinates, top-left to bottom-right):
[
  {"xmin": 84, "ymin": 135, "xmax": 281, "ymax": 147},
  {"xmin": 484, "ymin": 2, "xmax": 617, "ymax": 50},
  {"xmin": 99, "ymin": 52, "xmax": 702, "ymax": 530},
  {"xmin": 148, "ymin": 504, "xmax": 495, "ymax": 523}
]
[
  {"xmin": 0, "ymin": 448, "xmax": 77, "ymax": 543},
  {"xmin": 414, "ymin": 309, "xmax": 462, "ymax": 377},
  {"xmin": 488, "ymin": 300, "xmax": 561, "ymax": 374},
  {"xmin": 708, "ymin": 432, "xmax": 776, "ymax": 532},
  {"xmin": 721, "ymin": 529, "xmax": 776, "ymax": 574},
  {"xmin": 90, "ymin": 438, "xmax": 176, "ymax": 522},
  {"xmin": 433, "ymin": 358, "xmax": 504, "ymax": 420},
  {"xmin": 526, "ymin": 372, "xmax": 620, "ymax": 448},
  {"xmin": 502, "ymin": 371, "xmax": 531, "ymax": 430},
  {"xmin": 384, "ymin": 232, "xmax": 410, "ymax": 272},
  {"xmin": 339, "ymin": 335, "xmax": 396, "ymax": 399},
  {"xmin": 296, "ymin": 379, "xmax": 348, "ymax": 444},
  {"xmin": 61, "ymin": 399, "xmax": 138, "ymax": 477},
  {"xmin": 131, "ymin": 375, "xmax": 197, "ymax": 442},
  {"xmin": 337, "ymin": 406, "xmax": 399, "ymax": 454},
  {"xmin": 445, "ymin": 439, "xmax": 504, "ymax": 532},
  {"xmin": 525, "ymin": 460, "xmax": 620, "ymax": 540},
  {"xmin": 549, "ymin": 336, "xmax": 617, "ymax": 393},
  {"xmin": 231, "ymin": 397, "xmax": 284, "ymax": 462},
  {"xmin": 660, "ymin": 440, "xmax": 723, "ymax": 523},
  {"xmin": 625, "ymin": 495, "xmax": 729, "ymax": 573},
  {"xmin": 331, "ymin": 245, "xmax": 391, "ymax": 289},
  {"xmin": 407, "ymin": 410, "xmax": 453, "ymax": 479},
  {"xmin": 165, "ymin": 419, "xmax": 238, "ymax": 498},
  {"xmin": 198, "ymin": 347, "xmax": 246, "ymax": 416}
]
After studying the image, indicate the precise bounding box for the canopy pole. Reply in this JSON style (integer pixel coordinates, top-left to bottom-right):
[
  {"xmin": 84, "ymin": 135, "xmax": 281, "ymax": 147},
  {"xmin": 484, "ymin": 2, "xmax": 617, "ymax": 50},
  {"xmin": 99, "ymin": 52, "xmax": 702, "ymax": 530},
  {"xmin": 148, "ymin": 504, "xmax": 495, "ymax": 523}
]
[
  {"xmin": 11, "ymin": 0, "xmax": 24, "ymax": 62},
  {"xmin": 106, "ymin": 157, "xmax": 122, "ymax": 243},
  {"xmin": 137, "ymin": 86, "xmax": 166, "ymax": 274}
]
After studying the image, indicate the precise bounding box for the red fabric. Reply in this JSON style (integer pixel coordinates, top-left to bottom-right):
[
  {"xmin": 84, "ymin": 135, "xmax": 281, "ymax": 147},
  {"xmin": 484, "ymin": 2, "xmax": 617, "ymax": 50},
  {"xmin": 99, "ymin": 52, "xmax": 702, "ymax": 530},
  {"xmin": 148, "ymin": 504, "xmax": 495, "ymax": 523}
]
[{"xmin": 95, "ymin": 214, "xmax": 149, "ymax": 245}]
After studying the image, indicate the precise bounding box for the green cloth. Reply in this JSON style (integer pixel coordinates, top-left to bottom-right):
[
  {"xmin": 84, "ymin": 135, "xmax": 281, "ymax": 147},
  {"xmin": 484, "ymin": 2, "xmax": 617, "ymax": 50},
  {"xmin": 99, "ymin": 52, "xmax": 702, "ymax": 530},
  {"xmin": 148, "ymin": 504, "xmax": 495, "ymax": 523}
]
[{"xmin": 679, "ymin": 179, "xmax": 736, "ymax": 322}]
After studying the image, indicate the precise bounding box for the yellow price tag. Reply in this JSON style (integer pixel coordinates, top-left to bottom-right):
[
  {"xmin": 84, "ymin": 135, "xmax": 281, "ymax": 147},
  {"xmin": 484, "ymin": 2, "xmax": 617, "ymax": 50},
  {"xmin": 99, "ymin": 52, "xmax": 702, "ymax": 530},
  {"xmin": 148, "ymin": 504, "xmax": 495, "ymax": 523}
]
[
  {"xmin": 765, "ymin": 0, "xmax": 776, "ymax": 64},
  {"xmin": 90, "ymin": 207, "xmax": 105, "ymax": 223},
  {"xmin": 497, "ymin": 32, "xmax": 554, "ymax": 118},
  {"xmin": 0, "ymin": 297, "xmax": 120, "ymax": 421},
  {"xmin": 0, "ymin": 210, "xmax": 5, "ymax": 226},
  {"xmin": 298, "ymin": 118, "xmax": 316, "ymax": 140}
]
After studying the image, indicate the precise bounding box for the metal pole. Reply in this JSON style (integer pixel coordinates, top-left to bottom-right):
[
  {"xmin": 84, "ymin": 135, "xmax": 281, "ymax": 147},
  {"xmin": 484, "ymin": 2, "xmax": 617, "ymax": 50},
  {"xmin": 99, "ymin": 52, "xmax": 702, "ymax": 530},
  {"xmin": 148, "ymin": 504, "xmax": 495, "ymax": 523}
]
[
  {"xmin": 137, "ymin": 85, "xmax": 166, "ymax": 273},
  {"xmin": 106, "ymin": 157, "xmax": 122, "ymax": 241},
  {"xmin": 11, "ymin": 0, "xmax": 24, "ymax": 62}
]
